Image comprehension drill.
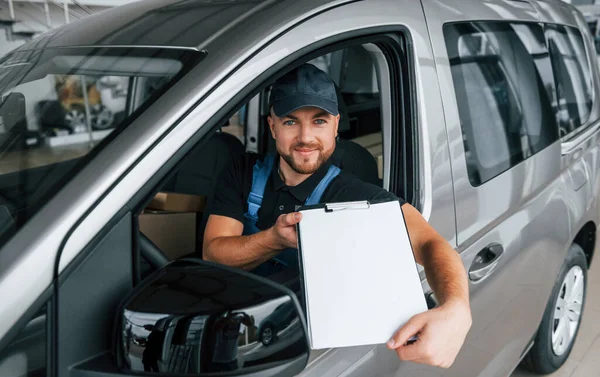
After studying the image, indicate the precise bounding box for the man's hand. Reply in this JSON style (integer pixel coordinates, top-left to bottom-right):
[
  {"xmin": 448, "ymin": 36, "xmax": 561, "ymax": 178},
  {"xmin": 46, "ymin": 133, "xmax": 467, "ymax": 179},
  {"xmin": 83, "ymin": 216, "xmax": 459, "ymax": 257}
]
[
  {"xmin": 386, "ymin": 300, "xmax": 472, "ymax": 368},
  {"xmin": 268, "ymin": 212, "xmax": 302, "ymax": 249}
]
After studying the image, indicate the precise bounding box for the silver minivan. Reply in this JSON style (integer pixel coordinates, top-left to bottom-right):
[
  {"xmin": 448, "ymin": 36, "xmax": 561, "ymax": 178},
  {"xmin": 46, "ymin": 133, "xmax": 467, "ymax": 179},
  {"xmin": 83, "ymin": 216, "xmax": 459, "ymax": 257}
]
[{"xmin": 0, "ymin": 0, "xmax": 598, "ymax": 376}]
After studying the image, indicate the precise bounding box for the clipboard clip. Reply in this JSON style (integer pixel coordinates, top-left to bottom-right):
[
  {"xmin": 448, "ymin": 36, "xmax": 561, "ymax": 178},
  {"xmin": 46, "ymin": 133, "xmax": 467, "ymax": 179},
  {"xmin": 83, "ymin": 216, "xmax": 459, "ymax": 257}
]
[{"xmin": 325, "ymin": 201, "xmax": 371, "ymax": 212}]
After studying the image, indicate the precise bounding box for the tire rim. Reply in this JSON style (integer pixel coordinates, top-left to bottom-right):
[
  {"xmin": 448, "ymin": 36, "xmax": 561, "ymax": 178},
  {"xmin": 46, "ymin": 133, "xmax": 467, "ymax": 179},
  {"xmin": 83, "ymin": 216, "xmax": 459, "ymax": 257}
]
[
  {"xmin": 552, "ymin": 265, "xmax": 584, "ymax": 356},
  {"xmin": 91, "ymin": 104, "xmax": 114, "ymax": 130},
  {"xmin": 262, "ymin": 328, "xmax": 272, "ymax": 344},
  {"xmin": 65, "ymin": 109, "xmax": 86, "ymax": 129}
]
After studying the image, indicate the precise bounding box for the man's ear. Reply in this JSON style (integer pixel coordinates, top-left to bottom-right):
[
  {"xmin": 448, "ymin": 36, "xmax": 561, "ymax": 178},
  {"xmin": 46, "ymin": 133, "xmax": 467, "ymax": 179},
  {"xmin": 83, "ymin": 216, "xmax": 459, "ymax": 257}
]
[
  {"xmin": 267, "ymin": 113, "xmax": 277, "ymax": 139},
  {"xmin": 334, "ymin": 114, "xmax": 340, "ymax": 137}
]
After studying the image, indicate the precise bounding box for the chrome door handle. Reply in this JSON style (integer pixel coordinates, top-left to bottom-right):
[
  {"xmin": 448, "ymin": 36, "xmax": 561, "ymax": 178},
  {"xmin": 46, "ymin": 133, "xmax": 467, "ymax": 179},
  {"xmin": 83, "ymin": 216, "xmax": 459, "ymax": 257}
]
[{"xmin": 469, "ymin": 243, "xmax": 504, "ymax": 281}]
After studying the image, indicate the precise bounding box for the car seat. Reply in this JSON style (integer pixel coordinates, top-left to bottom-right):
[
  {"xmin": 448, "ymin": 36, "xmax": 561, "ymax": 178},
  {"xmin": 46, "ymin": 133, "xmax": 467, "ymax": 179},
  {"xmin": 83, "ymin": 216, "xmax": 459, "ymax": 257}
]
[
  {"xmin": 161, "ymin": 128, "xmax": 245, "ymax": 259},
  {"xmin": 330, "ymin": 84, "xmax": 380, "ymax": 186}
]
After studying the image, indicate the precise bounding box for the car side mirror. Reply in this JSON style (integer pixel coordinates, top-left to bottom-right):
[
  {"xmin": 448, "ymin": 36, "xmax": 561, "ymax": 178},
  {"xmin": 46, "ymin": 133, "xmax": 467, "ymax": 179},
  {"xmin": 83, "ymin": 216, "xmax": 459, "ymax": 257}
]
[{"xmin": 114, "ymin": 258, "xmax": 310, "ymax": 376}]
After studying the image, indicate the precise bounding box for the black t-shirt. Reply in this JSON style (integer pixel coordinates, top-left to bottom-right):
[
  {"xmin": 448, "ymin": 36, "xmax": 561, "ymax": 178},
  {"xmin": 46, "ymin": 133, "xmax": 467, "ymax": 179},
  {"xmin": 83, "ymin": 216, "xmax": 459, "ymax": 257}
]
[{"xmin": 207, "ymin": 153, "xmax": 405, "ymax": 231}]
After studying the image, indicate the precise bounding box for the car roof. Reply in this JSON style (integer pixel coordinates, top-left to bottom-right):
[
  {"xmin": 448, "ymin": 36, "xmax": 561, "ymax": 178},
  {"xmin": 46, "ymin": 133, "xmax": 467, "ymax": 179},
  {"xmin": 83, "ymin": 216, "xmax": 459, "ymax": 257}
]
[
  {"xmin": 15, "ymin": 0, "xmax": 581, "ymax": 53},
  {"xmin": 17, "ymin": 0, "xmax": 355, "ymax": 52}
]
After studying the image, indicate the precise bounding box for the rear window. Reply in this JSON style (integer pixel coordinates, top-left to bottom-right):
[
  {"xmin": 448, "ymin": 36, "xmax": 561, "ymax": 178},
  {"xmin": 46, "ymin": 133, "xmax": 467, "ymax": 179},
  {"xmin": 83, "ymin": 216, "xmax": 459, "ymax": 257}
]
[
  {"xmin": 0, "ymin": 46, "xmax": 201, "ymax": 250},
  {"xmin": 444, "ymin": 22, "xmax": 559, "ymax": 186},
  {"xmin": 545, "ymin": 24, "xmax": 594, "ymax": 137}
]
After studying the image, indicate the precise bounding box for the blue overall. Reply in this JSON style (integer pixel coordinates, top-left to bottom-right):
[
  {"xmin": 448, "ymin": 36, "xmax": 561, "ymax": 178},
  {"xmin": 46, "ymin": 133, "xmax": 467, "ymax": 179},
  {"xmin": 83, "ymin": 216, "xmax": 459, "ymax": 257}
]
[{"xmin": 243, "ymin": 155, "xmax": 341, "ymax": 277}]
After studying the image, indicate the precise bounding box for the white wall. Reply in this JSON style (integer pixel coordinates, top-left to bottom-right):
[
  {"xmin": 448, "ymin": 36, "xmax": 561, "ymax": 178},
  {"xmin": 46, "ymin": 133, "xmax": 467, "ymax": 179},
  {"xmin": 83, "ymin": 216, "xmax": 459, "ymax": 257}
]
[{"xmin": 0, "ymin": 26, "xmax": 25, "ymax": 57}]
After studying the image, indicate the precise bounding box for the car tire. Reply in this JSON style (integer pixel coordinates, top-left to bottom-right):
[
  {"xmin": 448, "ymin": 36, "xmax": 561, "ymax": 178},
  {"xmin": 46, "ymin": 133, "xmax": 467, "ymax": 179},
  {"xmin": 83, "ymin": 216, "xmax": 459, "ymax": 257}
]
[
  {"xmin": 90, "ymin": 104, "xmax": 115, "ymax": 130},
  {"xmin": 522, "ymin": 244, "xmax": 587, "ymax": 374},
  {"xmin": 260, "ymin": 323, "xmax": 275, "ymax": 346},
  {"xmin": 65, "ymin": 104, "xmax": 87, "ymax": 133}
]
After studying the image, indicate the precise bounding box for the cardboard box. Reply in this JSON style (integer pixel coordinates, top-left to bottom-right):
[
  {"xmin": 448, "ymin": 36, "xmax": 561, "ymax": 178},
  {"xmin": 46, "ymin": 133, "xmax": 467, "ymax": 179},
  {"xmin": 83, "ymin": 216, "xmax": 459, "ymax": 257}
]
[
  {"xmin": 139, "ymin": 211, "xmax": 198, "ymax": 260},
  {"xmin": 147, "ymin": 192, "xmax": 206, "ymax": 213}
]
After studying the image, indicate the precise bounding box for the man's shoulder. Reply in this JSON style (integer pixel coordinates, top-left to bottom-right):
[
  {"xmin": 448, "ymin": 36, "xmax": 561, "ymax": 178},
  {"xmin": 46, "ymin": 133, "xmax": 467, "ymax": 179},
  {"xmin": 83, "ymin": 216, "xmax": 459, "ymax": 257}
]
[
  {"xmin": 225, "ymin": 152, "xmax": 260, "ymax": 176},
  {"xmin": 326, "ymin": 170, "xmax": 402, "ymax": 204}
]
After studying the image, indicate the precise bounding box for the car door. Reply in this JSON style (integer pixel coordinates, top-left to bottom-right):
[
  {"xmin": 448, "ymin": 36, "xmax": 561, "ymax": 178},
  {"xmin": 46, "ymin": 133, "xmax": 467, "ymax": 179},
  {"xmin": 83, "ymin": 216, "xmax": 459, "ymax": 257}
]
[
  {"xmin": 422, "ymin": 1, "xmax": 574, "ymax": 377},
  {"xmin": 49, "ymin": 1, "xmax": 455, "ymax": 376}
]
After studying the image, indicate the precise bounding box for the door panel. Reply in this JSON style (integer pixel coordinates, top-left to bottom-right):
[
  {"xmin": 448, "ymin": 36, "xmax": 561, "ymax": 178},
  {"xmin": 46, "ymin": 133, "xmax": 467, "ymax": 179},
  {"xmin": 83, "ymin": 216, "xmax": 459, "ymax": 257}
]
[{"xmin": 422, "ymin": 1, "xmax": 571, "ymax": 376}]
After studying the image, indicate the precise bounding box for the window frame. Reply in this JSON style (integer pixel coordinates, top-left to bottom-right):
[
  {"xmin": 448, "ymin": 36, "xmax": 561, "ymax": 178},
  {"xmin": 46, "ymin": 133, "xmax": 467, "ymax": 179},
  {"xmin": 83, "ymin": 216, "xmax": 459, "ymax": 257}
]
[{"xmin": 127, "ymin": 29, "xmax": 416, "ymax": 368}]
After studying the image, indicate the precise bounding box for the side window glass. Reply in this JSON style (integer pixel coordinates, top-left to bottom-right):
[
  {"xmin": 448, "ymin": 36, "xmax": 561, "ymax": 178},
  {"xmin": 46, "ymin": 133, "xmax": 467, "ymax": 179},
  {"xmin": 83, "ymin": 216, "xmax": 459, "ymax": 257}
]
[
  {"xmin": 0, "ymin": 304, "xmax": 47, "ymax": 377},
  {"xmin": 444, "ymin": 22, "xmax": 559, "ymax": 186},
  {"xmin": 546, "ymin": 24, "xmax": 594, "ymax": 137}
]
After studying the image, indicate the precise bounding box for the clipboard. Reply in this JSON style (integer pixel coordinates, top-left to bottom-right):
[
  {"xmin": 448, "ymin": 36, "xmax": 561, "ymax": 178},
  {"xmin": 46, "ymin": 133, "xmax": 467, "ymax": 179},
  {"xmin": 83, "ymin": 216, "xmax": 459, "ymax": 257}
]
[{"xmin": 296, "ymin": 199, "xmax": 428, "ymax": 349}]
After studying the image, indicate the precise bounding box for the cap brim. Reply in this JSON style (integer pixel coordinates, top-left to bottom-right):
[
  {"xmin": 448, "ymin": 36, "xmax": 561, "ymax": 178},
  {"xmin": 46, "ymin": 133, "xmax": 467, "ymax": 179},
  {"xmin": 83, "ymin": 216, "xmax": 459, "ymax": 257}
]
[{"xmin": 273, "ymin": 94, "xmax": 339, "ymax": 117}]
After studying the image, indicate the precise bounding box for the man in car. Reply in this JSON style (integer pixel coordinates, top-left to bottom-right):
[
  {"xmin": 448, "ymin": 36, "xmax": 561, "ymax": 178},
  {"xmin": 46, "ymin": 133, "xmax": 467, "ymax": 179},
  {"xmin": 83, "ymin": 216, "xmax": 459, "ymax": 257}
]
[{"xmin": 203, "ymin": 63, "xmax": 472, "ymax": 368}]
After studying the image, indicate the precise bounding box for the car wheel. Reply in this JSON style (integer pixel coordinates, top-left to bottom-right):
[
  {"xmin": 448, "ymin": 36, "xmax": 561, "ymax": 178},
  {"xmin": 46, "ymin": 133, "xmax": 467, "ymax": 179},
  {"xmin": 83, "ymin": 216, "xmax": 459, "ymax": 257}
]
[
  {"xmin": 260, "ymin": 324, "xmax": 274, "ymax": 346},
  {"xmin": 65, "ymin": 104, "xmax": 87, "ymax": 133},
  {"xmin": 522, "ymin": 244, "xmax": 587, "ymax": 374},
  {"xmin": 90, "ymin": 104, "xmax": 115, "ymax": 130}
]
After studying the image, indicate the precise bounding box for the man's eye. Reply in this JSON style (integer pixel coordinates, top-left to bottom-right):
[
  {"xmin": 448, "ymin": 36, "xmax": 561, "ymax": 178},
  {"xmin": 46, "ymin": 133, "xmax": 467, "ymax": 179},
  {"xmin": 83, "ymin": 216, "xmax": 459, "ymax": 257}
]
[
  {"xmin": 284, "ymin": 120, "xmax": 295, "ymax": 126},
  {"xmin": 315, "ymin": 119, "xmax": 326, "ymax": 125}
]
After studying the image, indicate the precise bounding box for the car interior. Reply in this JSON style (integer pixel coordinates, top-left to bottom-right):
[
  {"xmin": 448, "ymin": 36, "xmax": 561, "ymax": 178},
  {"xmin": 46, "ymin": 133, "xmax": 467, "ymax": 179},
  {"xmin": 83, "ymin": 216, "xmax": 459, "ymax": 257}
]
[{"xmin": 135, "ymin": 43, "xmax": 388, "ymax": 283}]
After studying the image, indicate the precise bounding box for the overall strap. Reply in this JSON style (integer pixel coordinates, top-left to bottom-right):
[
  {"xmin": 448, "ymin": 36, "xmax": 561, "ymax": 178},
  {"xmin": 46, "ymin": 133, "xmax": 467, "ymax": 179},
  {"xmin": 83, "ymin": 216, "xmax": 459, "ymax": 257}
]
[
  {"xmin": 246, "ymin": 154, "xmax": 276, "ymax": 220},
  {"xmin": 304, "ymin": 164, "xmax": 341, "ymax": 206},
  {"xmin": 271, "ymin": 164, "xmax": 341, "ymax": 268}
]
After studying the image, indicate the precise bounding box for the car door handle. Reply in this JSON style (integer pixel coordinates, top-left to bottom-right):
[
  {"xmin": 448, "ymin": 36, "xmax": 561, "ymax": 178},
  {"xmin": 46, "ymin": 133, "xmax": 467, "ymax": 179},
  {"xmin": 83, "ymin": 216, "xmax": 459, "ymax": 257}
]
[{"xmin": 469, "ymin": 243, "xmax": 504, "ymax": 282}]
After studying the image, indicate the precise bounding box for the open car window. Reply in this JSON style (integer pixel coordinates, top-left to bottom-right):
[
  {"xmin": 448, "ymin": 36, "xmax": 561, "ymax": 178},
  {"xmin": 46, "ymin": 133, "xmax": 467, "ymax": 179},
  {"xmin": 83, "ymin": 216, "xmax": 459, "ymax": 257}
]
[{"xmin": 0, "ymin": 47, "xmax": 202, "ymax": 251}]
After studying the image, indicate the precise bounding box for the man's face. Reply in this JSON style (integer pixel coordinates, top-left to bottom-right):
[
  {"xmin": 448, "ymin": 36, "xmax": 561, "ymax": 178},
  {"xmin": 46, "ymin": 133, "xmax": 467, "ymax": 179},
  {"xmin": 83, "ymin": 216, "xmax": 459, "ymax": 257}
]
[{"xmin": 268, "ymin": 106, "xmax": 339, "ymax": 175}]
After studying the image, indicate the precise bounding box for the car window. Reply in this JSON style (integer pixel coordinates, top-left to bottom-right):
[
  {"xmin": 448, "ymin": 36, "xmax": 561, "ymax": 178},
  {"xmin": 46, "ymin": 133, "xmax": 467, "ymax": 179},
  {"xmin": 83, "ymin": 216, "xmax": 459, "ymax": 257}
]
[
  {"xmin": 545, "ymin": 24, "xmax": 594, "ymax": 137},
  {"xmin": 0, "ymin": 47, "xmax": 201, "ymax": 251},
  {"xmin": 444, "ymin": 22, "xmax": 559, "ymax": 186}
]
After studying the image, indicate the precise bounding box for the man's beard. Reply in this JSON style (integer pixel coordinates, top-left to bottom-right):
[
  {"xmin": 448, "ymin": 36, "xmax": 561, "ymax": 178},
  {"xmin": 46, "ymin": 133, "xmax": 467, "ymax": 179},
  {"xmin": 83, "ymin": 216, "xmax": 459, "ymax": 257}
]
[{"xmin": 279, "ymin": 141, "xmax": 335, "ymax": 174}]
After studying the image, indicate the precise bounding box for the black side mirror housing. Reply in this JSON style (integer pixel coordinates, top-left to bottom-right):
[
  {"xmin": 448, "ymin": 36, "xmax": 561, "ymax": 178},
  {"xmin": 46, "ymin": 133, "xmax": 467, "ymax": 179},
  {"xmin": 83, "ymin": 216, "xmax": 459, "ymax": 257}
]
[{"xmin": 114, "ymin": 258, "xmax": 310, "ymax": 376}]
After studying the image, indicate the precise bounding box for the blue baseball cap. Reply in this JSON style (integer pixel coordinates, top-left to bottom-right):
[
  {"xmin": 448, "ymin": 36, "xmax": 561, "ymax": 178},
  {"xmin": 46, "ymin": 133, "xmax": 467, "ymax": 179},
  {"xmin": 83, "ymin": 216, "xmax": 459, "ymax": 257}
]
[{"xmin": 269, "ymin": 63, "xmax": 339, "ymax": 117}]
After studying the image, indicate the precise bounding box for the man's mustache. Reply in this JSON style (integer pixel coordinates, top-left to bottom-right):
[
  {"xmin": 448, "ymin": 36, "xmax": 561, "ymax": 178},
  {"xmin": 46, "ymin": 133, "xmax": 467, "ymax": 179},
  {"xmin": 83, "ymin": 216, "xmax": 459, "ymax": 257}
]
[{"xmin": 292, "ymin": 142, "xmax": 323, "ymax": 150}]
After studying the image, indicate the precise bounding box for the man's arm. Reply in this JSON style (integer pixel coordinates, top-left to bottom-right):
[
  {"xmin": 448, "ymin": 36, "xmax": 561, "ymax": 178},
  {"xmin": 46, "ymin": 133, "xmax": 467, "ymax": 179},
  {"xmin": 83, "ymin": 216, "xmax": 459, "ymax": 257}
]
[
  {"xmin": 403, "ymin": 203, "xmax": 469, "ymax": 307},
  {"xmin": 386, "ymin": 203, "xmax": 472, "ymax": 368},
  {"xmin": 203, "ymin": 212, "xmax": 302, "ymax": 270}
]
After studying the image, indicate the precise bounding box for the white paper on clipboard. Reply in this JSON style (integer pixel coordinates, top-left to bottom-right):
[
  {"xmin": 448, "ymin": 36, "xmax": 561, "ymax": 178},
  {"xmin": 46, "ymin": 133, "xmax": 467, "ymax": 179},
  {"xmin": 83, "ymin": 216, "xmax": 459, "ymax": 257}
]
[{"xmin": 297, "ymin": 200, "xmax": 428, "ymax": 350}]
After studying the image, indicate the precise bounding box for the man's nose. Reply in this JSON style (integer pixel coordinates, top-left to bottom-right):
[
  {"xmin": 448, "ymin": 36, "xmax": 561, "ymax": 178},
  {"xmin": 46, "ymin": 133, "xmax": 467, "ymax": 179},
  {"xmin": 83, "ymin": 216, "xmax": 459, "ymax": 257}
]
[{"xmin": 298, "ymin": 123, "xmax": 314, "ymax": 143}]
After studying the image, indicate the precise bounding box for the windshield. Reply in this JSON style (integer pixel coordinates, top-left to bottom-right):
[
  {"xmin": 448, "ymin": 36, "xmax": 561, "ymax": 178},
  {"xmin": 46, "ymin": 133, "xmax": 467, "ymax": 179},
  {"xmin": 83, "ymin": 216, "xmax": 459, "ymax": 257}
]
[{"xmin": 0, "ymin": 46, "xmax": 202, "ymax": 250}]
